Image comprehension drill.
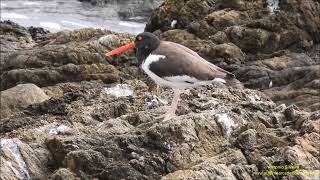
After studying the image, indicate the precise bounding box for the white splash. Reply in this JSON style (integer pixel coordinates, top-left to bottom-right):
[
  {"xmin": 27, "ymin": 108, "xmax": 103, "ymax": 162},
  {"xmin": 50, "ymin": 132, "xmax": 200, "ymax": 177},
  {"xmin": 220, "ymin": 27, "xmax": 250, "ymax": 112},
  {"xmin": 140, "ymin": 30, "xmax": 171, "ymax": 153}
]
[
  {"xmin": 104, "ymin": 84, "xmax": 134, "ymax": 98},
  {"xmin": 216, "ymin": 114, "xmax": 237, "ymax": 138},
  {"xmin": 1, "ymin": 139, "xmax": 30, "ymax": 179},
  {"xmin": 171, "ymin": 20, "xmax": 177, "ymax": 28},
  {"xmin": 1, "ymin": 13, "xmax": 29, "ymax": 19},
  {"xmin": 22, "ymin": 2, "xmax": 40, "ymax": 6},
  {"xmin": 118, "ymin": 22, "xmax": 144, "ymax": 28},
  {"xmin": 39, "ymin": 22, "xmax": 61, "ymax": 30},
  {"xmin": 61, "ymin": 20, "xmax": 86, "ymax": 28},
  {"xmin": 267, "ymin": 0, "xmax": 280, "ymax": 14}
]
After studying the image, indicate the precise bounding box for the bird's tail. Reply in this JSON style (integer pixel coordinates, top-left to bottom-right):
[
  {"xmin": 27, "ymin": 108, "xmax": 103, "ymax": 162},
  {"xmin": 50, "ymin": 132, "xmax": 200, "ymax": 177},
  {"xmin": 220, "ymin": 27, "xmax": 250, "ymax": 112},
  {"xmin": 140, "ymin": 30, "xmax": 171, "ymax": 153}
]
[{"xmin": 224, "ymin": 74, "xmax": 243, "ymax": 89}]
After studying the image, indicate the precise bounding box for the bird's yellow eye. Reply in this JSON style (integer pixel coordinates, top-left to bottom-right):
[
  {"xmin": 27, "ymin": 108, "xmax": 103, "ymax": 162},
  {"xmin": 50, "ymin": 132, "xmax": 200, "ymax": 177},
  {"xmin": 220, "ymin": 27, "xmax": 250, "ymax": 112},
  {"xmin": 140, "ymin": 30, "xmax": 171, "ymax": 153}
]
[{"xmin": 137, "ymin": 36, "xmax": 143, "ymax": 41}]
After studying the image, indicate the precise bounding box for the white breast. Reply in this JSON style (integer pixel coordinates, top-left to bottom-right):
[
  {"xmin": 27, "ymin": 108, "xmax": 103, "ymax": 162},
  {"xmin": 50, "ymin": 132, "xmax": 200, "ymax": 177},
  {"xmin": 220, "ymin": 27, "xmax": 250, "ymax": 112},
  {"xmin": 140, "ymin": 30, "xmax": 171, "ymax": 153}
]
[{"xmin": 141, "ymin": 54, "xmax": 172, "ymax": 87}]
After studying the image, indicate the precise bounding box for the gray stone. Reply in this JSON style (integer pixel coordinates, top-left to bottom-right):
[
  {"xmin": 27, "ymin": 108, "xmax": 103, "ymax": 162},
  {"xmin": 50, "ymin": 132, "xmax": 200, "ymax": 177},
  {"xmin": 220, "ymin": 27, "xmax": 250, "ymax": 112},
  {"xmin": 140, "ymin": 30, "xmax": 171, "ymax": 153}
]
[{"xmin": 0, "ymin": 84, "xmax": 50, "ymax": 118}]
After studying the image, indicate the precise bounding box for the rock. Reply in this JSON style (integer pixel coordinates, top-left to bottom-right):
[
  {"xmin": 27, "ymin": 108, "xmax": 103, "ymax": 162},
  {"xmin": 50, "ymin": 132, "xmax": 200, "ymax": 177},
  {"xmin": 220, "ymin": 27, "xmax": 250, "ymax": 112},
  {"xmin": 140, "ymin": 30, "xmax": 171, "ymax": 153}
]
[
  {"xmin": 1, "ymin": 63, "xmax": 120, "ymax": 90},
  {"xmin": 0, "ymin": 84, "xmax": 50, "ymax": 118},
  {"xmin": 209, "ymin": 43, "xmax": 245, "ymax": 63},
  {"xmin": 0, "ymin": 22, "xmax": 135, "ymax": 90},
  {"xmin": 50, "ymin": 168, "xmax": 77, "ymax": 180},
  {"xmin": 282, "ymin": 146, "xmax": 319, "ymax": 170},
  {"xmin": 0, "ymin": 21, "xmax": 33, "ymax": 67},
  {"xmin": 209, "ymin": 31, "xmax": 229, "ymax": 44},
  {"xmin": 229, "ymin": 26, "xmax": 274, "ymax": 53},
  {"xmin": 280, "ymin": 0, "xmax": 320, "ymax": 42},
  {"xmin": 64, "ymin": 150, "xmax": 108, "ymax": 175},
  {"xmin": 220, "ymin": 0, "xmax": 248, "ymax": 10},
  {"xmin": 0, "ymin": 79, "xmax": 318, "ymax": 179},
  {"xmin": 254, "ymin": 52, "xmax": 319, "ymax": 111},
  {"xmin": 163, "ymin": 164, "xmax": 237, "ymax": 180},
  {"xmin": 235, "ymin": 129, "xmax": 257, "ymax": 151},
  {"xmin": 0, "ymin": 138, "xmax": 46, "ymax": 179},
  {"xmin": 0, "ymin": 21, "xmax": 48, "ymax": 63},
  {"xmin": 189, "ymin": 9, "xmax": 250, "ymax": 39},
  {"xmin": 145, "ymin": 0, "xmax": 216, "ymax": 32},
  {"xmin": 295, "ymin": 132, "xmax": 320, "ymax": 159},
  {"xmin": 162, "ymin": 149, "xmax": 249, "ymax": 179}
]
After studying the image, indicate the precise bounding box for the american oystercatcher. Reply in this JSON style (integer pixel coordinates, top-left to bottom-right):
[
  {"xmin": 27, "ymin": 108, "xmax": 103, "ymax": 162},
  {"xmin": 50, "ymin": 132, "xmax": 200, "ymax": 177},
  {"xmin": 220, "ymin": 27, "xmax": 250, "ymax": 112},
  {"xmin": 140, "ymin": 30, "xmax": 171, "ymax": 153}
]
[{"xmin": 106, "ymin": 32, "xmax": 240, "ymax": 121}]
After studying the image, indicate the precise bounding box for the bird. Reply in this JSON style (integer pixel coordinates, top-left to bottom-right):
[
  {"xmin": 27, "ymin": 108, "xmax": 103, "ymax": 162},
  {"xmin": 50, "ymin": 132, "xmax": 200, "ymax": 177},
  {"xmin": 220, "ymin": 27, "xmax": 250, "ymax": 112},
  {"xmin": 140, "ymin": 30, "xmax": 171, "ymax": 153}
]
[{"xmin": 105, "ymin": 32, "xmax": 241, "ymax": 121}]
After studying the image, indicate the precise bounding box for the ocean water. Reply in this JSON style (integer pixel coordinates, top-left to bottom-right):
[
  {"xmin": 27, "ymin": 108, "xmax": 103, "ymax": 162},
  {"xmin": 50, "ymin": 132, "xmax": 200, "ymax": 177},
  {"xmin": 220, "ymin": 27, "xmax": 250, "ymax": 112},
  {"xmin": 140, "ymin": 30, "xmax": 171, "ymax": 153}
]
[{"xmin": 0, "ymin": 0, "xmax": 145, "ymax": 34}]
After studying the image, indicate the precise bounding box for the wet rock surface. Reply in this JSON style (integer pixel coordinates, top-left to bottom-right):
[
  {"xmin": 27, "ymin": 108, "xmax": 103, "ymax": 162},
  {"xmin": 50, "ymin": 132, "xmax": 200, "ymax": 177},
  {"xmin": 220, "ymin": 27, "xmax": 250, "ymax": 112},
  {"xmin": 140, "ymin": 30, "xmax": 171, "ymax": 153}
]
[
  {"xmin": 0, "ymin": 20, "xmax": 135, "ymax": 91},
  {"xmin": 1, "ymin": 79, "xmax": 319, "ymax": 179},
  {"xmin": 1, "ymin": 138, "xmax": 47, "ymax": 179},
  {"xmin": 146, "ymin": 0, "xmax": 320, "ymax": 111}
]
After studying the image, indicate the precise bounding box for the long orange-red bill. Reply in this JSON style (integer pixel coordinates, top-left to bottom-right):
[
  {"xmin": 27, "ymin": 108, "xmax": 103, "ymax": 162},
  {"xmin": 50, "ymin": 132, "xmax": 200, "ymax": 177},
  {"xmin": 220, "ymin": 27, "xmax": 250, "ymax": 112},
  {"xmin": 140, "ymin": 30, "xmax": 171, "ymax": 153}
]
[{"xmin": 105, "ymin": 42, "xmax": 135, "ymax": 57}]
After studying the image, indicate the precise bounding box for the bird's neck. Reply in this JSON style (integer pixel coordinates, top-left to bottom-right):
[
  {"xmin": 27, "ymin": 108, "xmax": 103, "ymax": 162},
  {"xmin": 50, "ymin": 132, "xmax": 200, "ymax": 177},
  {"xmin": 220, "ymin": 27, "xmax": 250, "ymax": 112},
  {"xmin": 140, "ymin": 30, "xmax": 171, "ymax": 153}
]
[
  {"xmin": 136, "ymin": 48, "xmax": 150, "ymax": 65},
  {"xmin": 136, "ymin": 41, "xmax": 160, "ymax": 65}
]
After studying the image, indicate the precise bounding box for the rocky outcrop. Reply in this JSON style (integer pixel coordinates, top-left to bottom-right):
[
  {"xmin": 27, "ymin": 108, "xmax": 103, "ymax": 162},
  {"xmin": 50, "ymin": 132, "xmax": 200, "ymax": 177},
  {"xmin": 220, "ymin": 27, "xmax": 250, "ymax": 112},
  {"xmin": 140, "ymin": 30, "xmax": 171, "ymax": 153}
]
[
  {"xmin": 0, "ymin": 20, "xmax": 135, "ymax": 91},
  {"xmin": 146, "ymin": 0, "xmax": 320, "ymax": 45},
  {"xmin": 145, "ymin": 0, "xmax": 320, "ymax": 111},
  {"xmin": 78, "ymin": 0, "xmax": 164, "ymax": 21},
  {"xmin": 1, "ymin": 80, "xmax": 319, "ymax": 179},
  {"xmin": 1, "ymin": 138, "xmax": 47, "ymax": 179},
  {"xmin": 0, "ymin": 21, "xmax": 48, "ymax": 66}
]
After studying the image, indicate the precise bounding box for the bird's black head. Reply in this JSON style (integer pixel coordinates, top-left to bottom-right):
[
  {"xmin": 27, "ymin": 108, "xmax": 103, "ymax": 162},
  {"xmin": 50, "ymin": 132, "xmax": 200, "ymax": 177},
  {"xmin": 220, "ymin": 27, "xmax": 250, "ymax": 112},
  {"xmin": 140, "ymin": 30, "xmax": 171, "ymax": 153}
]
[
  {"xmin": 135, "ymin": 32, "xmax": 161, "ymax": 64},
  {"xmin": 105, "ymin": 32, "xmax": 161, "ymax": 65}
]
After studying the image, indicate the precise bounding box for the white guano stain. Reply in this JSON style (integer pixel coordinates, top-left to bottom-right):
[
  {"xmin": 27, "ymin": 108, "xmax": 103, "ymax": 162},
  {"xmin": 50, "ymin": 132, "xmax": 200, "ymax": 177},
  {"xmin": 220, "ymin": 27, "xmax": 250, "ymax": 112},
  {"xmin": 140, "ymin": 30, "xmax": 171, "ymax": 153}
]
[
  {"xmin": 216, "ymin": 113, "xmax": 237, "ymax": 138},
  {"xmin": 49, "ymin": 125, "xmax": 72, "ymax": 135},
  {"xmin": 267, "ymin": 0, "xmax": 280, "ymax": 14},
  {"xmin": 269, "ymin": 80, "xmax": 273, "ymax": 88},
  {"xmin": 104, "ymin": 84, "xmax": 134, "ymax": 98},
  {"xmin": 171, "ymin": 20, "xmax": 177, "ymax": 28}
]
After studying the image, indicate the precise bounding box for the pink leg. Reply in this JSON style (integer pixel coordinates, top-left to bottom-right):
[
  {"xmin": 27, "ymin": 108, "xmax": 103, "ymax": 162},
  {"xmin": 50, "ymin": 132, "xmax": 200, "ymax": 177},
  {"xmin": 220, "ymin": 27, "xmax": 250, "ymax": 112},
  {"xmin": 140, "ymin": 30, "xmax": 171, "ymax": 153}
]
[{"xmin": 163, "ymin": 89, "xmax": 182, "ymax": 121}]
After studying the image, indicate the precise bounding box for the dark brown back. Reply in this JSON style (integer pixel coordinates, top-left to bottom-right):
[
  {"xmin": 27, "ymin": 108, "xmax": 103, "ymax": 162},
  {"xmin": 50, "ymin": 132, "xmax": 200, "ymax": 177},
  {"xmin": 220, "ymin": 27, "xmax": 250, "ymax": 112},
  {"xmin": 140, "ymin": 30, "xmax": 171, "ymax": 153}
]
[{"xmin": 149, "ymin": 41, "xmax": 234, "ymax": 81}]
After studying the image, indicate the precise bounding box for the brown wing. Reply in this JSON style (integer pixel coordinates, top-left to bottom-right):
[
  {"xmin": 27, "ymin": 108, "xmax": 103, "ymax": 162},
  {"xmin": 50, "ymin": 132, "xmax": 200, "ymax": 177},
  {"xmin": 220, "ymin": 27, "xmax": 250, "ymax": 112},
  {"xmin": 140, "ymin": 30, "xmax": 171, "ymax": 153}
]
[{"xmin": 149, "ymin": 41, "xmax": 234, "ymax": 81}]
